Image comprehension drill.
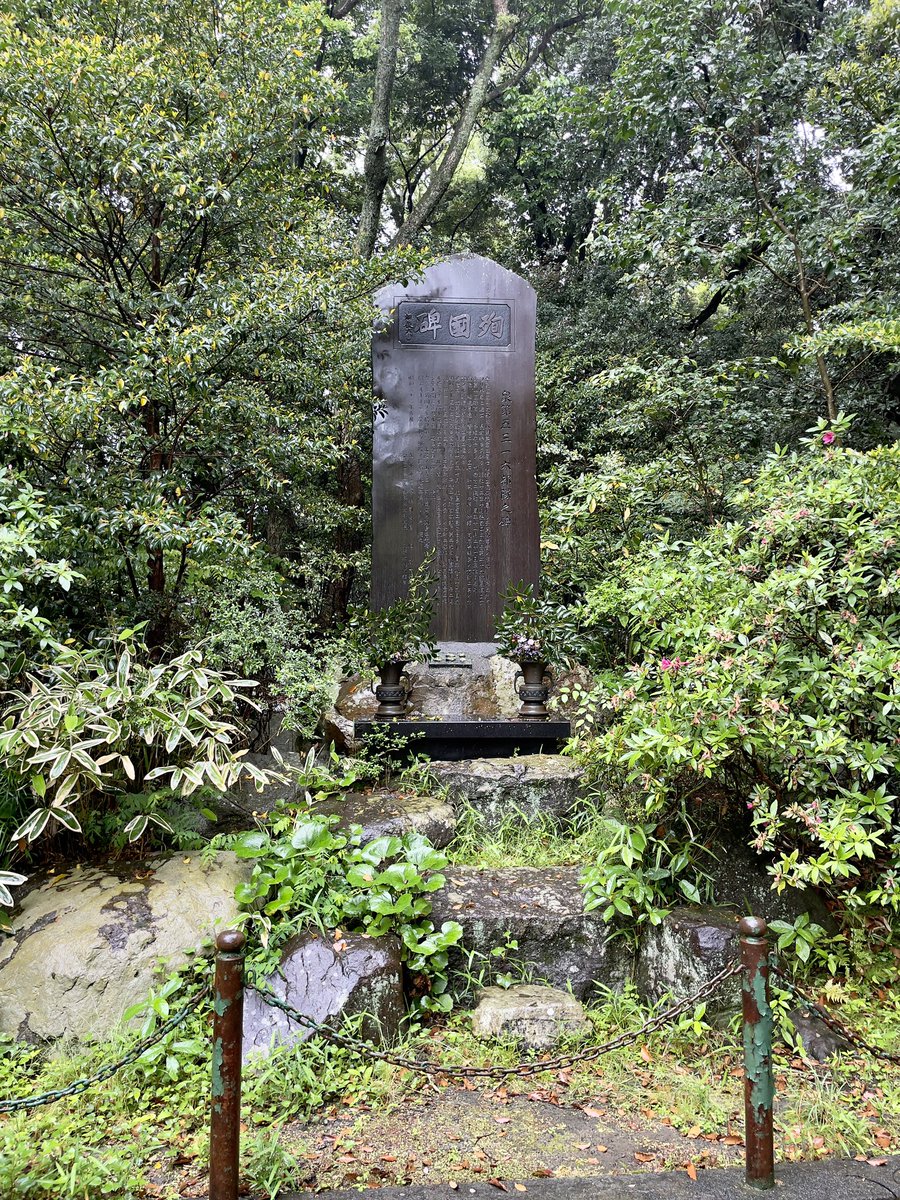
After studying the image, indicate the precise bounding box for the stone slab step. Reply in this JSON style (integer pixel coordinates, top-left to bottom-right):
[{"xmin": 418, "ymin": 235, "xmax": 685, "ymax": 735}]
[
  {"xmin": 280, "ymin": 1155, "xmax": 900, "ymax": 1200},
  {"xmin": 429, "ymin": 866, "xmax": 632, "ymax": 999},
  {"xmin": 313, "ymin": 790, "xmax": 456, "ymax": 848},
  {"xmin": 429, "ymin": 754, "xmax": 583, "ymax": 831}
]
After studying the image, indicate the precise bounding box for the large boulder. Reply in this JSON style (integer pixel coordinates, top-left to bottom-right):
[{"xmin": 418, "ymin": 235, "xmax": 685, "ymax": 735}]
[
  {"xmin": 0, "ymin": 853, "xmax": 249, "ymax": 1042},
  {"xmin": 315, "ymin": 790, "xmax": 457, "ymax": 849},
  {"xmin": 429, "ymin": 866, "xmax": 631, "ymax": 998},
  {"xmin": 636, "ymin": 906, "xmax": 740, "ymax": 1009},
  {"xmin": 471, "ymin": 984, "xmax": 591, "ymax": 1049},
  {"xmin": 429, "ymin": 755, "xmax": 583, "ymax": 831},
  {"xmin": 242, "ymin": 930, "xmax": 403, "ymax": 1060}
]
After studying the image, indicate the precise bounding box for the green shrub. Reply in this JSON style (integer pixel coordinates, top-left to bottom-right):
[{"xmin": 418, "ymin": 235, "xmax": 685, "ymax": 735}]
[
  {"xmin": 585, "ymin": 418, "xmax": 900, "ymax": 920},
  {"xmin": 234, "ymin": 813, "xmax": 462, "ymax": 1012},
  {"xmin": 0, "ymin": 633, "xmax": 272, "ymax": 903}
]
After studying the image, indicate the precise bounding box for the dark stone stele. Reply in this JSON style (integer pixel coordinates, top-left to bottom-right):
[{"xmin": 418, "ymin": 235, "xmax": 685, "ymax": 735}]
[{"xmin": 371, "ymin": 254, "xmax": 540, "ymax": 641}]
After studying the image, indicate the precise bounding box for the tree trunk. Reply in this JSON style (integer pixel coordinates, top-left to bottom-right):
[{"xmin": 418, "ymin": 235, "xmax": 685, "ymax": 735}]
[
  {"xmin": 357, "ymin": 0, "xmax": 405, "ymax": 258},
  {"xmin": 392, "ymin": 2, "xmax": 518, "ymax": 246}
]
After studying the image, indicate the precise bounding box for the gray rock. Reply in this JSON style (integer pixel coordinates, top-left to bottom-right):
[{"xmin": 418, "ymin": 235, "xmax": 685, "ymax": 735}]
[
  {"xmin": 471, "ymin": 984, "xmax": 590, "ymax": 1048},
  {"xmin": 315, "ymin": 790, "xmax": 456, "ymax": 849},
  {"xmin": 789, "ymin": 1008, "xmax": 851, "ymax": 1062},
  {"xmin": 203, "ymin": 752, "xmax": 300, "ymax": 832},
  {"xmin": 0, "ymin": 853, "xmax": 249, "ymax": 1042},
  {"xmin": 636, "ymin": 905, "xmax": 740, "ymax": 1009},
  {"xmin": 429, "ymin": 866, "xmax": 631, "ymax": 998},
  {"xmin": 242, "ymin": 930, "xmax": 403, "ymax": 1059},
  {"xmin": 267, "ymin": 714, "xmax": 300, "ymax": 759},
  {"xmin": 429, "ymin": 755, "xmax": 583, "ymax": 831},
  {"xmin": 709, "ymin": 839, "xmax": 835, "ymax": 931}
]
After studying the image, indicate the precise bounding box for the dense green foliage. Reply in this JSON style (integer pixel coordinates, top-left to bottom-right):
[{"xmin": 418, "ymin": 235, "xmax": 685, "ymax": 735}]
[
  {"xmin": 579, "ymin": 428, "xmax": 900, "ymax": 941},
  {"xmin": 1, "ymin": 0, "xmax": 899, "ymax": 941},
  {"xmin": 234, "ymin": 808, "xmax": 463, "ymax": 1011}
]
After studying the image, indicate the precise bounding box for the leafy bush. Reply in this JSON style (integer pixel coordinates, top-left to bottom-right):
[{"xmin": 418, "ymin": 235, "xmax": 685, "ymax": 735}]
[
  {"xmin": 0, "ymin": 468, "xmax": 78, "ymax": 678},
  {"xmin": 188, "ymin": 564, "xmax": 341, "ymax": 741},
  {"xmin": 0, "ymin": 634, "xmax": 272, "ymax": 902},
  {"xmin": 585, "ymin": 420, "xmax": 900, "ymax": 920},
  {"xmin": 234, "ymin": 812, "xmax": 462, "ymax": 1012}
]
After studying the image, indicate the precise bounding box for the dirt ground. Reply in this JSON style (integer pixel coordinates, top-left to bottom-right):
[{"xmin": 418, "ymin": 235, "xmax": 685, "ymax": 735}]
[{"xmin": 277, "ymin": 1081, "xmax": 746, "ymax": 1192}]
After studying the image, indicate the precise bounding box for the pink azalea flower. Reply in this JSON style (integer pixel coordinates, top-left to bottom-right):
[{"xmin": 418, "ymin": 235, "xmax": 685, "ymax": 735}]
[{"xmin": 822, "ymin": 430, "xmax": 835, "ymax": 445}]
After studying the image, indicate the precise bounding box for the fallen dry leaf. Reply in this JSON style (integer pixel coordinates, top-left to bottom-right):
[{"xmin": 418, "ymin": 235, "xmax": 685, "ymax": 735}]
[
  {"xmin": 533, "ymin": 1168, "xmax": 554, "ymax": 1178},
  {"xmin": 582, "ymin": 1106, "xmax": 604, "ymax": 1118},
  {"xmin": 721, "ymin": 1136, "xmax": 743, "ymax": 1146},
  {"xmin": 686, "ymin": 1164, "xmax": 698, "ymax": 1181},
  {"xmin": 494, "ymin": 1116, "xmax": 512, "ymax": 1125},
  {"xmin": 868, "ymin": 1159, "xmax": 888, "ymax": 1167},
  {"xmin": 634, "ymin": 1153, "xmax": 655, "ymax": 1164},
  {"xmin": 686, "ymin": 1126, "xmax": 702, "ymax": 1139},
  {"xmin": 514, "ymin": 1185, "xmax": 527, "ymax": 1192},
  {"xmin": 640, "ymin": 1045, "xmax": 653, "ymax": 1064},
  {"xmin": 489, "ymin": 1181, "xmax": 509, "ymax": 1191},
  {"xmin": 380, "ymin": 1156, "xmax": 396, "ymax": 1163},
  {"xmin": 596, "ymin": 1145, "xmax": 608, "ymax": 1153}
]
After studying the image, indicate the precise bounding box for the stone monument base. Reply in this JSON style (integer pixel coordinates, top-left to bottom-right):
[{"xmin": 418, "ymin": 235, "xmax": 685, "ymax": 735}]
[
  {"xmin": 352, "ymin": 718, "xmax": 570, "ymax": 761},
  {"xmin": 325, "ymin": 641, "xmax": 571, "ymax": 759}
]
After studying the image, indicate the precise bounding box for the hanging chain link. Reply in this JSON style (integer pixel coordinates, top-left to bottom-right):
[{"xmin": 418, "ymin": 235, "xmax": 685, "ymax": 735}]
[
  {"xmin": 247, "ymin": 958, "xmax": 742, "ymax": 1079},
  {"xmin": 7, "ymin": 938, "xmax": 899, "ymax": 1116},
  {"xmin": 771, "ymin": 966, "xmax": 900, "ymax": 1066},
  {"xmin": 0, "ymin": 987, "xmax": 208, "ymax": 1115}
]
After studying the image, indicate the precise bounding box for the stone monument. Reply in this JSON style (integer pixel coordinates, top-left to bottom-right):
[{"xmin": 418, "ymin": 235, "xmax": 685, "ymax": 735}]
[
  {"xmin": 336, "ymin": 254, "xmax": 569, "ymax": 759},
  {"xmin": 371, "ymin": 254, "xmax": 540, "ymax": 641}
]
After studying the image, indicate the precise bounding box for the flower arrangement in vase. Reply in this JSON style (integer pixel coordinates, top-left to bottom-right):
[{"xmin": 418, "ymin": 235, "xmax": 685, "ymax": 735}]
[
  {"xmin": 494, "ymin": 581, "xmax": 579, "ymax": 720},
  {"xmin": 346, "ymin": 554, "xmax": 437, "ymax": 719}
]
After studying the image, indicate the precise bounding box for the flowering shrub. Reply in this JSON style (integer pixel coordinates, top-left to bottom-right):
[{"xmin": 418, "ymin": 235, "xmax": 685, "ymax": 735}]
[{"xmin": 587, "ymin": 421, "xmax": 900, "ymax": 919}]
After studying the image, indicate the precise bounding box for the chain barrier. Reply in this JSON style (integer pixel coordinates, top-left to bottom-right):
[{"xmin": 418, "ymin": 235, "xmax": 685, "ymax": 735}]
[
  {"xmin": 771, "ymin": 965, "xmax": 900, "ymax": 1067},
  {"xmin": 0, "ymin": 986, "xmax": 208, "ymax": 1115},
  {"xmin": 247, "ymin": 958, "xmax": 743, "ymax": 1079}
]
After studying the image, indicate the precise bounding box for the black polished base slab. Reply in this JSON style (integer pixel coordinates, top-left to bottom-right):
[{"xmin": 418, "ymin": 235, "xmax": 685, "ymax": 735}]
[{"xmin": 353, "ymin": 718, "xmax": 571, "ymax": 761}]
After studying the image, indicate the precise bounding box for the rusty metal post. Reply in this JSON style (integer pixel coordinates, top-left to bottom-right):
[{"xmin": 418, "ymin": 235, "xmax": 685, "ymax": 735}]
[
  {"xmin": 739, "ymin": 916, "xmax": 775, "ymax": 1189},
  {"xmin": 210, "ymin": 929, "xmax": 245, "ymax": 1200}
]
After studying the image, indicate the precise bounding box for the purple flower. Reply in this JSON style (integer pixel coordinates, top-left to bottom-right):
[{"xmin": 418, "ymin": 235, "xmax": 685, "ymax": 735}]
[{"xmin": 822, "ymin": 431, "xmax": 835, "ymax": 445}]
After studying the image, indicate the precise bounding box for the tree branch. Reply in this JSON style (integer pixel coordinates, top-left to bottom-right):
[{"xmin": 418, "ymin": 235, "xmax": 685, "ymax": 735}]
[{"xmin": 392, "ymin": 0, "xmax": 518, "ymax": 245}]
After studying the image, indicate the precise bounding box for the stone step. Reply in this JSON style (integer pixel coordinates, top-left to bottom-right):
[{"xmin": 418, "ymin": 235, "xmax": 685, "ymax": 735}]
[
  {"xmin": 429, "ymin": 866, "xmax": 632, "ymax": 999},
  {"xmin": 429, "ymin": 754, "xmax": 584, "ymax": 832},
  {"xmin": 313, "ymin": 790, "xmax": 457, "ymax": 848}
]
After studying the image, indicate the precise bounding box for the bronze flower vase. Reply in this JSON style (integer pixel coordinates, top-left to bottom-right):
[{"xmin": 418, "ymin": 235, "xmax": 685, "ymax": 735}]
[
  {"xmin": 373, "ymin": 661, "xmax": 411, "ymax": 720},
  {"xmin": 515, "ymin": 660, "xmax": 552, "ymax": 721}
]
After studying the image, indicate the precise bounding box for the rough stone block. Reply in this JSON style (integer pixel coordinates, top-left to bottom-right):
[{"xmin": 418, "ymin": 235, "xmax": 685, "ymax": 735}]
[
  {"xmin": 636, "ymin": 905, "xmax": 740, "ymax": 1009},
  {"xmin": 315, "ymin": 790, "xmax": 456, "ymax": 848},
  {"xmin": 429, "ymin": 866, "xmax": 631, "ymax": 998},
  {"xmin": 709, "ymin": 838, "xmax": 835, "ymax": 930},
  {"xmin": 242, "ymin": 930, "xmax": 403, "ymax": 1059},
  {"xmin": 429, "ymin": 755, "xmax": 583, "ymax": 831},
  {"xmin": 0, "ymin": 853, "xmax": 249, "ymax": 1042},
  {"xmin": 471, "ymin": 984, "xmax": 590, "ymax": 1048}
]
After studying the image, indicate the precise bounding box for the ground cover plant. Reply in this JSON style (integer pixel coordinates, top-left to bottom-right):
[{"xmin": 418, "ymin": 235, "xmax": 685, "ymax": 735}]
[{"xmin": 0, "ymin": 967, "xmax": 897, "ymax": 1199}]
